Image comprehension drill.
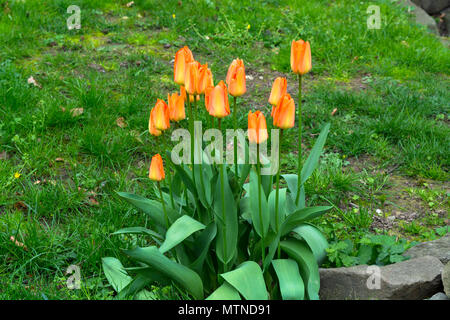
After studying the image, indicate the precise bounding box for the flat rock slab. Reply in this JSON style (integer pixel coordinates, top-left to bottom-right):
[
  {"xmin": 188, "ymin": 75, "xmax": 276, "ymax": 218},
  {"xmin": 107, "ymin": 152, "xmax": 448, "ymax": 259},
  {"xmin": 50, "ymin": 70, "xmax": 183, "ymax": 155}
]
[
  {"xmin": 403, "ymin": 234, "xmax": 450, "ymax": 264},
  {"xmin": 320, "ymin": 256, "xmax": 443, "ymax": 300}
]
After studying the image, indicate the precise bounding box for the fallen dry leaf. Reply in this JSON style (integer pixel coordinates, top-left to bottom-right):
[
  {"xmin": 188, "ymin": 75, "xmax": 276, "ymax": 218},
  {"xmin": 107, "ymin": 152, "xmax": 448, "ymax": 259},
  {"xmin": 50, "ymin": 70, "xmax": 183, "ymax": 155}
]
[
  {"xmin": 89, "ymin": 197, "xmax": 99, "ymax": 206},
  {"xmin": 27, "ymin": 76, "xmax": 41, "ymax": 88},
  {"xmin": 10, "ymin": 236, "xmax": 27, "ymax": 250},
  {"xmin": 55, "ymin": 157, "xmax": 64, "ymax": 162},
  {"xmin": 331, "ymin": 108, "xmax": 338, "ymax": 116},
  {"xmin": 70, "ymin": 108, "xmax": 84, "ymax": 117},
  {"xmin": 116, "ymin": 117, "xmax": 128, "ymax": 128},
  {"xmin": 126, "ymin": 1, "xmax": 134, "ymax": 7},
  {"xmin": 13, "ymin": 201, "xmax": 28, "ymax": 212}
]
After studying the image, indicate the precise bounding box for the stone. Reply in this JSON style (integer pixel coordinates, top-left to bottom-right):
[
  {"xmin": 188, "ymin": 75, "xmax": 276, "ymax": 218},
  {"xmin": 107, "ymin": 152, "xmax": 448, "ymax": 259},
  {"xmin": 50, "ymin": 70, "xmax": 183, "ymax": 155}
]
[
  {"xmin": 440, "ymin": 7, "xmax": 450, "ymax": 36},
  {"xmin": 400, "ymin": 0, "xmax": 440, "ymax": 34},
  {"xmin": 319, "ymin": 256, "xmax": 443, "ymax": 300},
  {"xmin": 428, "ymin": 292, "xmax": 449, "ymax": 300},
  {"xmin": 412, "ymin": 0, "xmax": 450, "ymax": 15},
  {"xmin": 403, "ymin": 234, "xmax": 450, "ymax": 264},
  {"xmin": 442, "ymin": 262, "xmax": 450, "ymax": 297}
]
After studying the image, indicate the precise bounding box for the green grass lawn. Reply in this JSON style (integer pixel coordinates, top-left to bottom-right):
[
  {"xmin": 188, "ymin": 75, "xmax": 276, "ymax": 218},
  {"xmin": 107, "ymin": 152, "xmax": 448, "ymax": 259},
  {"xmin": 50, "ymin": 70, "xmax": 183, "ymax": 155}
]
[{"xmin": 0, "ymin": 0, "xmax": 449, "ymax": 299}]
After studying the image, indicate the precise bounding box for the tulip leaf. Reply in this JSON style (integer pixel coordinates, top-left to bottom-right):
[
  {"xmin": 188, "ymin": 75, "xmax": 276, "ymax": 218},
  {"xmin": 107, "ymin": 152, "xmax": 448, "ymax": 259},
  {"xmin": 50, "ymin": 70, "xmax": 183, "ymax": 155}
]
[
  {"xmin": 280, "ymin": 240, "xmax": 320, "ymax": 300},
  {"xmin": 102, "ymin": 257, "xmax": 132, "ymax": 293},
  {"xmin": 282, "ymin": 174, "xmax": 298, "ymax": 197},
  {"xmin": 292, "ymin": 223, "xmax": 328, "ymax": 265},
  {"xmin": 116, "ymin": 274, "xmax": 155, "ymax": 300},
  {"xmin": 249, "ymin": 169, "xmax": 270, "ymax": 238},
  {"xmin": 262, "ymin": 232, "xmax": 280, "ymax": 272},
  {"xmin": 268, "ymin": 187, "xmax": 287, "ymax": 233},
  {"xmin": 112, "ymin": 227, "xmax": 163, "ymax": 240},
  {"xmin": 239, "ymin": 196, "xmax": 252, "ymax": 223},
  {"xmin": 238, "ymin": 140, "xmax": 251, "ymax": 189},
  {"xmin": 193, "ymin": 151, "xmax": 214, "ymax": 208},
  {"xmin": 220, "ymin": 261, "xmax": 268, "ymax": 300},
  {"xmin": 280, "ymin": 206, "xmax": 332, "ymax": 236},
  {"xmin": 190, "ymin": 222, "xmax": 217, "ymax": 274},
  {"xmin": 124, "ymin": 246, "xmax": 204, "ymax": 299},
  {"xmin": 213, "ymin": 165, "xmax": 238, "ymax": 265},
  {"xmin": 206, "ymin": 282, "xmax": 241, "ymax": 300},
  {"xmin": 272, "ymin": 259, "xmax": 305, "ymax": 300},
  {"xmin": 172, "ymin": 163, "xmax": 197, "ymax": 197},
  {"xmin": 116, "ymin": 192, "xmax": 166, "ymax": 227},
  {"xmin": 300, "ymin": 122, "xmax": 330, "ymax": 185},
  {"xmin": 282, "ymin": 174, "xmax": 305, "ymax": 212},
  {"xmin": 261, "ymin": 164, "xmax": 273, "ymax": 199},
  {"xmin": 159, "ymin": 215, "xmax": 205, "ymax": 254}
]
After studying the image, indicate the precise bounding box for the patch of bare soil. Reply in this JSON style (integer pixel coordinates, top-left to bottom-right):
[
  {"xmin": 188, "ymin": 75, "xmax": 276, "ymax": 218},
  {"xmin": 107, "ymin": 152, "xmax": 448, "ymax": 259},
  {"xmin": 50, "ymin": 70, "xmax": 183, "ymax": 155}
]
[{"xmin": 346, "ymin": 156, "xmax": 449, "ymax": 236}]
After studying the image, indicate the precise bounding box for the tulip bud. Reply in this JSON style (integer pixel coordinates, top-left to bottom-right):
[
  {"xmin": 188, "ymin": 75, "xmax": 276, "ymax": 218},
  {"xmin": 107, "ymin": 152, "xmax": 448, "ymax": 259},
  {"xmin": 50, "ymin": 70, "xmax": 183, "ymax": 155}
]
[
  {"xmin": 184, "ymin": 61, "xmax": 201, "ymax": 95},
  {"xmin": 149, "ymin": 154, "xmax": 165, "ymax": 181},
  {"xmin": 205, "ymin": 81, "xmax": 230, "ymax": 118},
  {"xmin": 149, "ymin": 111, "xmax": 162, "ymax": 136},
  {"xmin": 248, "ymin": 110, "xmax": 268, "ymax": 144},
  {"xmin": 268, "ymin": 77, "xmax": 287, "ymax": 106},
  {"xmin": 168, "ymin": 92, "xmax": 185, "ymax": 122},
  {"xmin": 290, "ymin": 39, "xmax": 312, "ymax": 75},
  {"xmin": 174, "ymin": 46, "xmax": 194, "ymax": 85},
  {"xmin": 197, "ymin": 63, "xmax": 214, "ymax": 95},
  {"xmin": 226, "ymin": 58, "xmax": 246, "ymax": 97},
  {"xmin": 272, "ymin": 93, "xmax": 295, "ymax": 129},
  {"xmin": 151, "ymin": 99, "xmax": 170, "ymax": 131}
]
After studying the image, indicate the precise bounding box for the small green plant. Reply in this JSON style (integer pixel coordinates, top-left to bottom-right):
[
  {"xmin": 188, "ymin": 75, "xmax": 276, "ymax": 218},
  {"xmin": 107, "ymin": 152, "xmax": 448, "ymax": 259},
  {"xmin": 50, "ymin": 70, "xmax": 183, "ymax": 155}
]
[{"xmin": 324, "ymin": 234, "xmax": 415, "ymax": 268}]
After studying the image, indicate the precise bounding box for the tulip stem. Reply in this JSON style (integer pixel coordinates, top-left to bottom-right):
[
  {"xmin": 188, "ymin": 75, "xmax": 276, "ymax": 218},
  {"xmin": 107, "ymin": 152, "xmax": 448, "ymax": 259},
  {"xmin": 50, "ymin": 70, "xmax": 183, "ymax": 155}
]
[
  {"xmin": 233, "ymin": 96, "xmax": 238, "ymax": 180},
  {"xmin": 194, "ymin": 96, "xmax": 207, "ymax": 210},
  {"xmin": 218, "ymin": 118, "xmax": 228, "ymax": 273},
  {"xmin": 157, "ymin": 181, "xmax": 169, "ymax": 228},
  {"xmin": 257, "ymin": 143, "xmax": 265, "ymax": 263},
  {"xmin": 187, "ymin": 95, "xmax": 195, "ymax": 182},
  {"xmin": 295, "ymin": 74, "xmax": 302, "ymax": 205},
  {"xmin": 162, "ymin": 134, "xmax": 175, "ymax": 209},
  {"xmin": 275, "ymin": 129, "xmax": 283, "ymax": 258}
]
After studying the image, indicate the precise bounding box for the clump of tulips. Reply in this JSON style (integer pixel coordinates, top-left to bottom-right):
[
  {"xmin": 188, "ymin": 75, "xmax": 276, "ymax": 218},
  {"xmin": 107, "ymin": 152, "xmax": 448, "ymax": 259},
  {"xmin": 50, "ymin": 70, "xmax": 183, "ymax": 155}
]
[{"xmin": 103, "ymin": 40, "xmax": 331, "ymax": 300}]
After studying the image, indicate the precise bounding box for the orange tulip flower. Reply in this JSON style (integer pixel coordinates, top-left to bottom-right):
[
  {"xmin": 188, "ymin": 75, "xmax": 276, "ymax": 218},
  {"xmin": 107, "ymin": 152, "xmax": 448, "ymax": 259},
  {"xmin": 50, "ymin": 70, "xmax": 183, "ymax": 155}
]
[
  {"xmin": 151, "ymin": 99, "xmax": 170, "ymax": 131},
  {"xmin": 168, "ymin": 92, "xmax": 185, "ymax": 122},
  {"xmin": 149, "ymin": 154, "xmax": 165, "ymax": 181},
  {"xmin": 248, "ymin": 110, "xmax": 268, "ymax": 144},
  {"xmin": 184, "ymin": 61, "xmax": 201, "ymax": 95},
  {"xmin": 149, "ymin": 111, "xmax": 162, "ymax": 136},
  {"xmin": 197, "ymin": 63, "xmax": 214, "ymax": 94},
  {"xmin": 272, "ymin": 93, "xmax": 295, "ymax": 129},
  {"xmin": 290, "ymin": 39, "xmax": 312, "ymax": 75},
  {"xmin": 174, "ymin": 46, "xmax": 194, "ymax": 85},
  {"xmin": 268, "ymin": 77, "xmax": 287, "ymax": 106},
  {"xmin": 205, "ymin": 81, "xmax": 230, "ymax": 118},
  {"xmin": 226, "ymin": 58, "xmax": 246, "ymax": 97}
]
